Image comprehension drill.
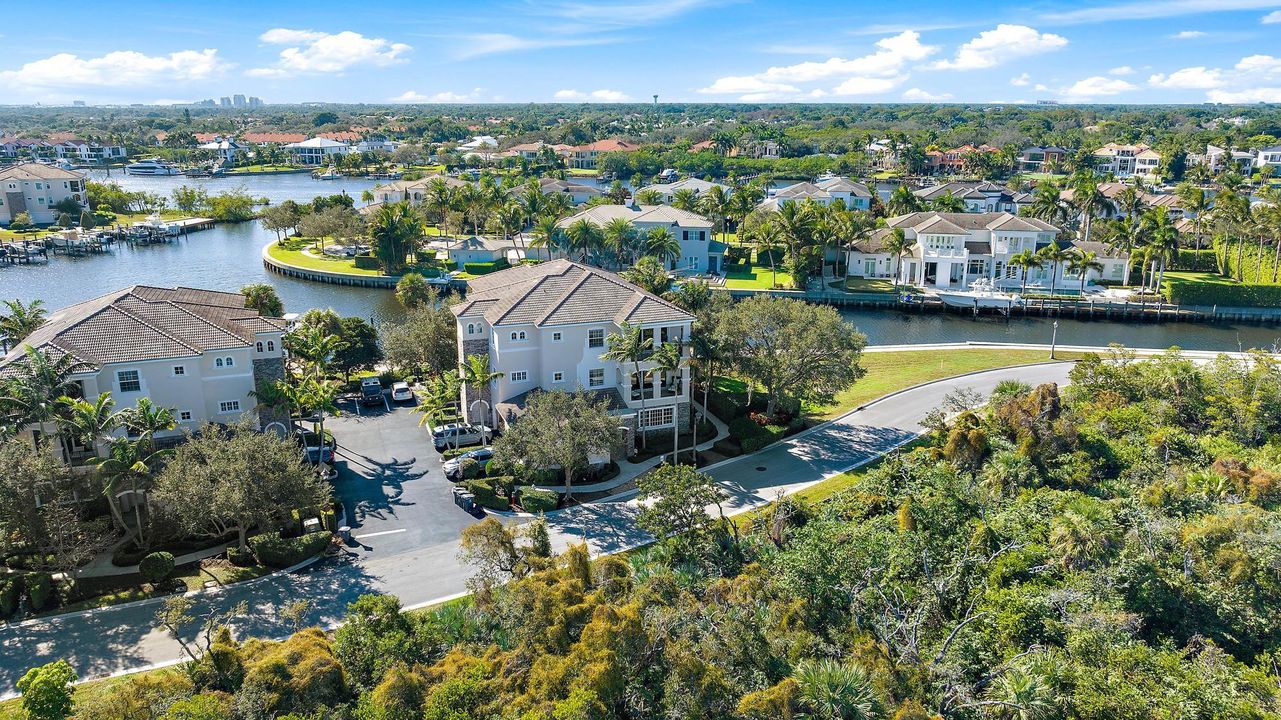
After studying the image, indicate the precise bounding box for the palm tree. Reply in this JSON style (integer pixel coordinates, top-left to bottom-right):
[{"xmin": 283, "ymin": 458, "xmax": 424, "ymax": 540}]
[
  {"xmin": 427, "ymin": 178, "xmax": 454, "ymax": 236},
  {"xmin": 1069, "ymin": 170, "xmax": 1115, "ymax": 245},
  {"xmin": 634, "ymin": 189, "xmax": 662, "ymax": 205},
  {"xmin": 60, "ymin": 392, "xmax": 122, "ymax": 465},
  {"xmin": 623, "ymin": 256, "xmax": 671, "ymax": 295},
  {"xmin": 459, "ymin": 354, "xmax": 503, "ymax": 439},
  {"xmin": 1025, "ymin": 182, "xmax": 1069, "ymax": 225},
  {"xmin": 1175, "ymin": 183, "xmax": 1209, "ymax": 271},
  {"xmin": 0, "ymin": 346, "xmax": 82, "ymax": 457},
  {"xmin": 564, "ymin": 218, "xmax": 602, "ymax": 264},
  {"xmin": 776, "ymin": 201, "xmax": 817, "ymax": 288},
  {"xmin": 91, "ymin": 437, "xmax": 173, "ymax": 545},
  {"xmin": 750, "ymin": 218, "xmax": 784, "ymax": 288},
  {"xmin": 491, "ymin": 200, "xmax": 527, "ymax": 255},
  {"xmin": 119, "ymin": 398, "xmax": 177, "ymax": 455},
  {"xmin": 671, "ymin": 188, "xmax": 698, "ymax": 212},
  {"xmin": 1141, "ymin": 208, "xmax": 1181, "ymax": 293},
  {"xmin": 931, "ymin": 191, "xmax": 967, "ymax": 213},
  {"xmin": 413, "ymin": 369, "xmax": 462, "ymax": 429},
  {"xmin": 602, "ymin": 217, "xmax": 637, "ymax": 268},
  {"xmin": 368, "ymin": 201, "xmax": 422, "ymax": 274},
  {"xmin": 649, "ymin": 339, "xmax": 685, "ymax": 463},
  {"xmin": 1036, "ymin": 243, "xmax": 1073, "ymax": 296},
  {"xmin": 1114, "ymin": 184, "xmax": 1146, "ymax": 219},
  {"xmin": 792, "ymin": 659, "xmax": 878, "ymax": 720},
  {"xmin": 886, "ymin": 185, "xmax": 923, "ymax": 216},
  {"xmin": 1009, "ymin": 249, "xmax": 1043, "ymax": 295},
  {"xmin": 1066, "ymin": 249, "xmax": 1104, "ymax": 295},
  {"xmin": 601, "ymin": 322, "xmax": 653, "ymax": 448},
  {"xmin": 644, "ymin": 227, "xmax": 681, "ymax": 269},
  {"xmin": 0, "ymin": 299, "xmax": 47, "ymax": 352},
  {"xmin": 529, "ymin": 216, "xmax": 563, "ymax": 261},
  {"xmin": 882, "ymin": 228, "xmax": 914, "ymax": 288},
  {"xmin": 698, "ymin": 185, "xmax": 731, "ymax": 241}
]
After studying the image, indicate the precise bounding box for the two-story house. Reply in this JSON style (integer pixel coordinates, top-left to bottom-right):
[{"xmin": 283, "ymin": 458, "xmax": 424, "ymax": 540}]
[
  {"xmin": 567, "ymin": 139, "xmax": 637, "ymax": 170},
  {"xmin": 0, "ymin": 163, "xmax": 87, "ymax": 225},
  {"xmin": 556, "ymin": 205, "xmax": 725, "ymax": 273},
  {"xmin": 1257, "ymin": 146, "xmax": 1281, "ymax": 169},
  {"xmin": 283, "ymin": 137, "xmax": 352, "ymax": 165},
  {"xmin": 1094, "ymin": 143, "xmax": 1161, "ymax": 178},
  {"xmin": 1018, "ymin": 146, "xmax": 1069, "ymax": 173},
  {"xmin": 913, "ymin": 181, "xmax": 1032, "ymax": 214},
  {"xmin": 848, "ymin": 212, "xmax": 1128, "ymax": 291},
  {"xmin": 636, "ymin": 177, "xmax": 734, "ymax": 205},
  {"xmin": 452, "ymin": 260, "xmax": 694, "ymax": 454},
  {"xmin": 0, "ymin": 286, "xmax": 290, "ymax": 463},
  {"xmin": 758, "ymin": 176, "xmax": 874, "ymax": 212}
]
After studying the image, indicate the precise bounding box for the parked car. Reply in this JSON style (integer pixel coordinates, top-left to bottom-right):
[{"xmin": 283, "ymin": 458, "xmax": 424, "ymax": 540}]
[
  {"xmin": 432, "ymin": 423, "xmax": 493, "ymax": 452},
  {"xmin": 296, "ymin": 428, "xmax": 335, "ymax": 464},
  {"xmin": 443, "ymin": 447, "xmax": 494, "ymax": 480},
  {"xmin": 390, "ymin": 381, "xmax": 414, "ymax": 403},
  {"xmin": 359, "ymin": 377, "xmax": 385, "ymax": 407}
]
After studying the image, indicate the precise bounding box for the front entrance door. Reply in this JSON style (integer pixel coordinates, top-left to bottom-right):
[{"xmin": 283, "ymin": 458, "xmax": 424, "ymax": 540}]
[{"xmin": 708, "ymin": 256, "xmax": 718, "ymax": 273}]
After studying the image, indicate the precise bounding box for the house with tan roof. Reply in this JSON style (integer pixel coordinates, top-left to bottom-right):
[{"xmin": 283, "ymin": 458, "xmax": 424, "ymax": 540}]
[
  {"xmin": 555, "ymin": 204, "xmax": 724, "ymax": 273},
  {"xmin": 759, "ymin": 176, "xmax": 873, "ymax": 212},
  {"xmin": 848, "ymin": 211, "xmax": 1128, "ymax": 291},
  {"xmin": 452, "ymin": 259, "xmax": 694, "ymax": 447},
  {"xmin": 1, "ymin": 286, "xmax": 289, "ymax": 464},
  {"xmin": 568, "ymin": 139, "xmax": 637, "ymax": 169},
  {"xmin": 1093, "ymin": 143, "xmax": 1161, "ymax": 178},
  {"xmin": 0, "ymin": 163, "xmax": 87, "ymax": 225}
]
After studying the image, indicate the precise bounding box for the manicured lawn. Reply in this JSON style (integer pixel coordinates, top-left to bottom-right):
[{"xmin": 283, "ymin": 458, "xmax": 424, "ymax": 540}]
[
  {"xmin": 1024, "ymin": 172, "xmax": 1068, "ymax": 181},
  {"xmin": 226, "ymin": 164, "xmax": 304, "ymax": 174},
  {"xmin": 267, "ymin": 238, "xmax": 385, "ymax": 276},
  {"xmin": 567, "ymin": 168, "xmax": 599, "ymax": 177},
  {"xmin": 805, "ymin": 348, "xmax": 1082, "ymax": 421},
  {"xmin": 834, "ymin": 277, "xmax": 896, "ymax": 294},
  {"xmin": 724, "ymin": 264, "xmax": 795, "ymax": 290}
]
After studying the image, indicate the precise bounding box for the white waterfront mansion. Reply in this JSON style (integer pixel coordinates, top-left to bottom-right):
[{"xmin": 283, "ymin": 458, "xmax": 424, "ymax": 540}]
[{"xmin": 452, "ymin": 260, "xmax": 694, "ymax": 448}]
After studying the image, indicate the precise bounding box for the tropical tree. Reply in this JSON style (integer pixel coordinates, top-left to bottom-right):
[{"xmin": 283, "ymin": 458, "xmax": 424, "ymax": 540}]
[
  {"xmin": 1069, "ymin": 170, "xmax": 1115, "ymax": 245},
  {"xmin": 240, "ymin": 284, "xmax": 284, "ymax": 317},
  {"xmin": 1008, "ymin": 249, "xmax": 1043, "ymax": 295},
  {"xmin": 649, "ymin": 339, "xmax": 686, "ymax": 461},
  {"xmin": 931, "ymin": 191, "xmax": 967, "ymax": 213},
  {"xmin": 1025, "ymin": 182, "xmax": 1070, "ymax": 226},
  {"xmin": 602, "ymin": 217, "xmax": 637, "ymax": 267},
  {"xmin": 645, "ymin": 226, "xmax": 681, "ymax": 269},
  {"xmin": 1036, "ymin": 243, "xmax": 1073, "ymax": 296},
  {"xmin": 491, "ymin": 200, "xmax": 526, "ymax": 253},
  {"xmin": 564, "ymin": 218, "xmax": 601, "ymax": 264},
  {"xmin": 427, "ymin": 178, "xmax": 454, "ymax": 236},
  {"xmin": 0, "ymin": 347, "xmax": 82, "ymax": 455},
  {"xmin": 601, "ymin": 322, "xmax": 653, "ymax": 447},
  {"xmin": 368, "ymin": 201, "xmax": 422, "ymax": 274},
  {"xmin": 698, "ymin": 184, "xmax": 731, "ymax": 241},
  {"xmin": 0, "ymin": 299, "xmax": 47, "ymax": 351},
  {"xmin": 634, "ymin": 189, "xmax": 662, "ymax": 205},
  {"xmin": 882, "ymin": 227, "xmax": 914, "ymax": 288},
  {"xmin": 886, "ymin": 185, "xmax": 924, "ymax": 216},
  {"xmin": 529, "ymin": 216, "xmax": 564, "ymax": 261},
  {"xmin": 1140, "ymin": 208, "xmax": 1181, "ymax": 292},
  {"xmin": 459, "ymin": 353, "xmax": 503, "ymax": 434},
  {"xmin": 624, "ymin": 256, "xmax": 672, "ymax": 295},
  {"xmin": 91, "ymin": 437, "xmax": 172, "ymax": 544},
  {"xmin": 1066, "ymin": 249, "xmax": 1105, "ymax": 295},
  {"xmin": 119, "ymin": 398, "xmax": 177, "ymax": 455},
  {"xmin": 792, "ymin": 659, "xmax": 879, "ymax": 720},
  {"xmin": 671, "ymin": 188, "xmax": 698, "ymax": 212}
]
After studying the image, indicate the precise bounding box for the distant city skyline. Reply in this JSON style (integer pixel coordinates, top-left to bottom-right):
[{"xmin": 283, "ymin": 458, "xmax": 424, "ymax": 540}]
[{"xmin": 1, "ymin": 0, "xmax": 1280, "ymax": 105}]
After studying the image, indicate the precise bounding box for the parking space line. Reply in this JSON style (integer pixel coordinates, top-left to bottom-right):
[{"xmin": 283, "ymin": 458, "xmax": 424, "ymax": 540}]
[{"xmin": 352, "ymin": 528, "xmax": 407, "ymax": 540}]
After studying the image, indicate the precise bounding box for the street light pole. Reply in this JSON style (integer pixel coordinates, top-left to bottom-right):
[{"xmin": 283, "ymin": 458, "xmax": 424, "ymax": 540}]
[{"xmin": 1050, "ymin": 320, "xmax": 1059, "ymax": 360}]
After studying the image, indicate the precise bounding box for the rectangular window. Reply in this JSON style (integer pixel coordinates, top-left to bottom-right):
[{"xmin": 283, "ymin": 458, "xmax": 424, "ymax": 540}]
[
  {"xmin": 552, "ymin": 331, "xmax": 562, "ymax": 342},
  {"xmin": 179, "ymin": 411, "xmax": 193, "ymax": 421},
  {"xmin": 638, "ymin": 406, "xmax": 674, "ymax": 429},
  {"xmin": 172, "ymin": 365, "xmax": 185, "ymax": 376},
  {"xmin": 510, "ymin": 371, "xmax": 528, "ymax": 383},
  {"xmin": 588, "ymin": 329, "xmax": 605, "ymax": 348},
  {"xmin": 219, "ymin": 400, "xmax": 241, "ymax": 413},
  {"xmin": 552, "ymin": 371, "xmax": 564, "ymax": 383},
  {"xmin": 117, "ymin": 370, "xmax": 141, "ymax": 393},
  {"xmin": 588, "ymin": 369, "xmax": 605, "ymax": 387}
]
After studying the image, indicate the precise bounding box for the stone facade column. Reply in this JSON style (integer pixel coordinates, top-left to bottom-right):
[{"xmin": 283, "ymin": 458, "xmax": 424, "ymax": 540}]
[
  {"xmin": 252, "ymin": 357, "xmax": 290, "ymax": 432},
  {"xmin": 460, "ymin": 338, "xmax": 492, "ymax": 425}
]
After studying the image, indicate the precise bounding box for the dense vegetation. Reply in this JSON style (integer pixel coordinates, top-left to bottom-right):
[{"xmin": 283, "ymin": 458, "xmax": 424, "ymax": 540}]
[{"xmin": 17, "ymin": 348, "xmax": 1281, "ymax": 719}]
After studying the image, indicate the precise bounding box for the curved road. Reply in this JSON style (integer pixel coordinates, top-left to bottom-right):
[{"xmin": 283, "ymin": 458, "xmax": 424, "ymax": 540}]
[{"xmin": 0, "ymin": 362, "xmax": 1073, "ymax": 691}]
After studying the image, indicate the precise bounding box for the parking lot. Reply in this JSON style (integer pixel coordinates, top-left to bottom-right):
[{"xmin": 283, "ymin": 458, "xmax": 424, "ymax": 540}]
[{"xmin": 324, "ymin": 393, "xmax": 482, "ymax": 558}]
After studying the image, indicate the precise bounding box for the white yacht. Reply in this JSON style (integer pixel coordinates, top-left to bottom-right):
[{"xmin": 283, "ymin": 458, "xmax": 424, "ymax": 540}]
[
  {"xmin": 935, "ymin": 278, "xmax": 1024, "ymax": 310},
  {"xmin": 315, "ymin": 165, "xmax": 343, "ymax": 180},
  {"xmin": 124, "ymin": 158, "xmax": 181, "ymax": 176}
]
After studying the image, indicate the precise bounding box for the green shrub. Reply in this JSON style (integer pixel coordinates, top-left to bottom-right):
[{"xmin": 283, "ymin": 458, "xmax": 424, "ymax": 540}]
[
  {"xmin": 5, "ymin": 553, "xmax": 53, "ymax": 570},
  {"xmin": 139, "ymin": 552, "xmax": 176, "ymax": 585},
  {"xmin": 248, "ymin": 531, "xmax": 331, "ymax": 569},
  {"xmin": 227, "ymin": 546, "xmax": 255, "ymax": 567},
  {"xmin": 353, "ymin": 254, "xmax": 381, "ymax": 269},
  {"xmin": 25, "ymin": 572, "xmax": 53, "ymax": 611},
  {"xmin": 459, "ymin": 457, "xmax": 483, "ymax": 480},
  {"xmin": 517, "ymin": 486, "xmax": 559, "ymax": 514},
  {"xmin": 713, "ymin": 438, "xmax": 743, "ymax": 457},
  {"xmin": 1162, "ymin": 279, "xmax": 1281, "ymax": 307},
  {"xmin": 0, "ymin": 576, "xmax": 22, "ymax": 617},
  {"xmin": 463, "ymin": 259, "xmax": 510, "ymax": 275},
  {"xmin": 741, "ymin": 425, "xmax": 788, "ymax": 454},
  {"xmin": 111, "ymin": 543, "xmax": 149, "ymax": 567},
  {"xmin": 242, "ymin": 628, "xmax": 347, "ymax": 716},
  {"xmin": 442, "ymin": 447, "xmax": 474, "ymax": 460},
  {"xmin": 464, "ymin": 480, "xmax": 511, "ymax": 511}
]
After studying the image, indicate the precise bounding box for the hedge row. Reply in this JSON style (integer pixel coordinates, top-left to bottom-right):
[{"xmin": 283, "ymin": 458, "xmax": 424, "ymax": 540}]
[
  {"xmin": 465, "ymin": 479, "xmax": 512, "ymax": 511},
  {"xmin": 463, "ymin": 259, "xmax": 510, "ymax": 275},
  {"xmin": 0, "ymin": 572, "xmax": 54, "ymax": 617},
  {"xmin": 248, "ymin": 531, "xmax": 332, "ymax": 569},
  {"xmin": 1163, "ymin": 280, "xmax": 1281, "ymax": 307}
]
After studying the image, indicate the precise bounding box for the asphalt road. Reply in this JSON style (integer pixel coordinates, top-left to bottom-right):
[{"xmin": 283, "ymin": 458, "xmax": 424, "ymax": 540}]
[{"xmin": 0, "ymin": 362, "xmax": 1073, "ymax": 692}]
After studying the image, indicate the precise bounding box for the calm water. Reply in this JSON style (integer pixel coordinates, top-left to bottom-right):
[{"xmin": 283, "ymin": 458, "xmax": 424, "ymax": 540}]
[{"xmin": 2, "ymin": 173, "xmax": 1279, "ymax": 351}]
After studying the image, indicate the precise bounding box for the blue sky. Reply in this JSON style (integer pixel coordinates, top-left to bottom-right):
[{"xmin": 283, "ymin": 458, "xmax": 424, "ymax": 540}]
[{"xmin": 1, "ymin": 0, "xmax": 1279, "ymax": 105}]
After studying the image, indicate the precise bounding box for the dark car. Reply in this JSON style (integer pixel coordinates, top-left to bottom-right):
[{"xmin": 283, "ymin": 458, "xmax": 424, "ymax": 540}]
[
  {"xmin": 296, "ymin": 429, "xmax": 335, "ymax": 464},
  {"xmin": 359, "ymin": 377, "xmax": 385, "ymax": 407}
]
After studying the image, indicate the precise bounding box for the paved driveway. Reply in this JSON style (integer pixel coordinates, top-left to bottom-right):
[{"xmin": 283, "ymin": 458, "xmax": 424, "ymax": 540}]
[
  {"xmin": 327, "ymin": 396, "xmax": 482, "ymax": 558},
  {"xmin": 0, "ymin": 362, "xmax": 1074, "ymax": 692}
]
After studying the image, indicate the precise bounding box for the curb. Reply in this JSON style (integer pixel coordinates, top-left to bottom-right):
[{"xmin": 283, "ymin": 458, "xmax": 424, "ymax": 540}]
[{"xmin": 4, "ymin": 547, "xmax": 330, "ymax": 630}]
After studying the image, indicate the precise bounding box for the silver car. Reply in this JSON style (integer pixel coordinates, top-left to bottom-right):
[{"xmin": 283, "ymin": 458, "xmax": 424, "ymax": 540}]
[{"xmin": 432, "ymin": 423, "xmax": 493, "ymax": 452}]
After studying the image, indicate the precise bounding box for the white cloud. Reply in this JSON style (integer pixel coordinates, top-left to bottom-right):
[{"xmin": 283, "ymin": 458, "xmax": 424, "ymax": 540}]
[
  {"xmin": 393, "ymin": 90, "xmax": 431, "ymax": 103},
  {"xmin": 902, "ymin": 87, "xmax": 953, "ymax": 101},
  {"xmin": 250, "ymin": 29, "xmax": 410, "ymax": 76},
  {"xmin": 1043, "ymin": 0, "xmax": 1281, "ymax": 24},
  {"xmin": 1060, "ymin": 75, "xmax": 1137, "ymax": 99},
  {"xmin": 1149, "ymin": 54, "xmax": 1281, "ymax": 101},
  {"xmin": 1264, "ymin": 10, "xmax": 1281, "ymax": 22},
  {"xmin": 0, "ymin": 49, "xmax": 229, "ymax": 90},
  {"xmin": 449, "ymin": 33, "xmax": 613, "ymax": 60},
  {"xmin": 928, "ymin": 25, "xmax": 1067, "ymax": 70},
  {"xmin": 1109, "ymin": 65, "xmax": 1134, "ymax": 75},
  {"xmin": 697, "ymin": 30, "xmax": 936, "ymax": 100},
  {"xmin": 1010, "ymin": 72, "xmax": 1030, "ymax": 86},
  {"xmin": 553, "ymin": 88, "xmax": 633, "ymax": 101},
  {"xmin": 1149, "ymin": 66, "xmax": 1223, "ymax": 88},
  {"xmin": 1034, "ymin": 83, "xmax": 1049, "ymax": 91},
  {"xmin": 1171, "ymin": 30, "xmax": 1206, "ymax": 39},
  {"xmin": 537, "ymin": 0, "xmax": 725, "ymax": 29}
]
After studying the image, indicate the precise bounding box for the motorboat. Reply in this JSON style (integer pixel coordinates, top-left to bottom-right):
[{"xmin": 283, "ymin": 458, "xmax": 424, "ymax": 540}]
[
  {"xmin": 124, "ymin": 158, "xmax": 181, "ymax": 176},
  {"xmin": 934, "ymin": 278, "xmax": 1023, "ymax": 310},
  {"xmin": 132, "ymin": 212, "xmax": 181, "ymax": 236},
  {"xmin": 315, "ymin": 165, "xmax": 343, "ymax": 180}
]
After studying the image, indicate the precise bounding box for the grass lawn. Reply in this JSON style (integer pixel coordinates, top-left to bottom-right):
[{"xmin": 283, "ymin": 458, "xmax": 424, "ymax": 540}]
[
  {"xmin": 266, "ymin": 238, "xmax": 384, "ymax": 276},
  {"xmin": 45, "ymin": 559, "xmax": 275, "ymax": 617},
  {"xmin": 1024, "ymin": 172, "xmax": 1068, "ymax": 181},
  {"xmin": 567, "ymin": 168, "xmax": 599, "ymax": 177},
  {"xmin": 805, "ymin": 348, "xmax": 1082, "ymax": 421},
  {"xmin": 227, "ymin": 164, "xmax": 304, "ymax": 174},
  {"xmin": 1163, "ymin": 271, "xmax": 1238, "ymax": 287},
  {"xmin": 835, "ymin": 277, "xmax": 896, "ymax": 294},
  {"xmin": 724, "ymin": 264, "xmax": 795, "ymax": 290}
]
